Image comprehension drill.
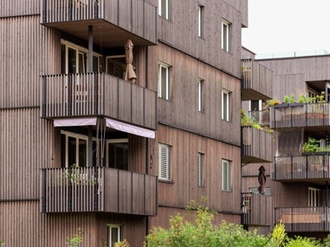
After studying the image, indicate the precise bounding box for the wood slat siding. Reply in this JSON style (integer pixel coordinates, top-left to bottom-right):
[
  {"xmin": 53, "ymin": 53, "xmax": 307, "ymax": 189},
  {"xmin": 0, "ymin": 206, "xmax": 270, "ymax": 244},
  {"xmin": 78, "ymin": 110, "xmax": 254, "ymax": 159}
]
[
  {"xmin": 275, "ymin": 207, "xmax": 330, "ymax": 232},
  {"xmin": 152, "ymin": 43, "xmax": 241, "ymax": 145},
  {"xmin": 157, "ymin": 0, "xmax": 244, "ymax": 78},
  {"xmin": 241, "ymin": 59, "xmax": 273, "ymax": 100},
  {"xmin": 273, "ymin": 154, "xmax": 330, "ymax": 181},
  {"xmin": 270, "ymin": 103, "xmax": 330, "ymax": 128},
  {"xmin": 0, "ymin": 0, "xmax": 39, "ymax": 17},
  {"xmin": 42, "ymin": 167, "xmax": 157, "ymax": 215},
  {"xmin": 41, "ymin": 73, "xmax": 157, "ymax": 130},
  {"xmin": 241, "ymin": 193, "xmax": 273, "ymax": 226},
  {"xmin": 42, "ymin": 0, "xmax": 157, "ymax": 44},
  {"xmin": 241, "ymin": 127, "xmax": 273, "ymax": 163},
  {"xmin": 154, "ymin": 125, "xmax": 241, "ymax": 214},
  {"xmin": 0, "ymin": 108, "xmax": 53, "ymax": 200}
]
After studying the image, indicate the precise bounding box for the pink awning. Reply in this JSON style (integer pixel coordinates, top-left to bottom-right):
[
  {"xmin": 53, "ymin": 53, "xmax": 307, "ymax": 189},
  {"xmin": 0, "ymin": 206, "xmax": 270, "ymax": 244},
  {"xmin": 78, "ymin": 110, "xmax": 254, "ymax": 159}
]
[
  {"xmin": 54, "ymin": 117, "xmax": 97, "ymax": 127},
  {"xmin": 105, "ymin": 118, "xmax": 155, "ymax": 139}
]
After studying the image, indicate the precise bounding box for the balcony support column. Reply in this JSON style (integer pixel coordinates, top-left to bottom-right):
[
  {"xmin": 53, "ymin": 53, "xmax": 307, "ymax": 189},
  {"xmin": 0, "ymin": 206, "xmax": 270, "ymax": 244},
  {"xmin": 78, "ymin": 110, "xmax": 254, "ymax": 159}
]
[{"xmin": 88, "ymin": 25, "xmax": 93, "ymax": 73}]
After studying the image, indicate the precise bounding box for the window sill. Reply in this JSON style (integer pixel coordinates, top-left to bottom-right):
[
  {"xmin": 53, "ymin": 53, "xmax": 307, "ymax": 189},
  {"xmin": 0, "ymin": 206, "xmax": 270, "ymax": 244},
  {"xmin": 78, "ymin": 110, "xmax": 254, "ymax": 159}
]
[{"xmin": 159, "ymin": 179, "xmax": 174, "ymax": 184}]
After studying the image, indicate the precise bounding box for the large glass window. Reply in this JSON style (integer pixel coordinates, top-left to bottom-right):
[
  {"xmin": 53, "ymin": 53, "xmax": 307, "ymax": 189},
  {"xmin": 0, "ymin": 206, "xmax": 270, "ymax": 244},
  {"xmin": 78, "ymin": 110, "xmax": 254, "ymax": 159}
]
[
  {"xmin": 106, "ymin": 139, "xmax": 129, "ymax": 170},
  {"xmin": 61, "ymin": 131, "xmax": 88, "ymax": 168}
]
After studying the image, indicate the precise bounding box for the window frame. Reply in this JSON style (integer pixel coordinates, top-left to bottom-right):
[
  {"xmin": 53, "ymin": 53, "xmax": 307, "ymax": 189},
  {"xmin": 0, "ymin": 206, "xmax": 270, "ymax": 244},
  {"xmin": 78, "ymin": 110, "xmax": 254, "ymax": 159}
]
[
  {"xmin": 221, "ymin": 90, "xmax": 231, "ymax": 121},
  {"xmin": 107, "ymin": 224, "xmax": 121, "ymax": 247},
  {"xmin": 198, "ymin": 153, "xmax": 204, "ymax": 187},
  {"xmin": 198, "ymin": 5, "xmax": 204, "ymax": 37},
  {"xmin": 158, "ymin": 62, "xmax": 171, "ymax": 100},
  {"xmin": 198, "ymin": 79, "xmax": 204, "ymax": 112},
  {"xmin": 105, "ymin": 138, "xmax": 129, "ymax": 170},
  {"xmin": 221, "ymin": 19, "xmax": 231, "ymax": 52},
  {"xmin": 158, "ymin": 0, "xmax": 169, "ymax": 20},
  {"xmin": 222, "ymin": 159, "xmax": 231, "ymax": 192},
  {"xmin": 158, "ymin": 143, "xmax": 171, "ymax": 181}
]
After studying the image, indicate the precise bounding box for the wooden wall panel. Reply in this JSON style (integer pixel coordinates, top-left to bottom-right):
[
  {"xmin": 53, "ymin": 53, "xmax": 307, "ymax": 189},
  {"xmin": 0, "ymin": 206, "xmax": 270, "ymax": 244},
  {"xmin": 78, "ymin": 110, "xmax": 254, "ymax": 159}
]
[
  {"xmin": 0, "ymin": 108, "xmax": 53, "ymax": 200},
  {"xmin": 150, "ymin": 43, "xmax": 241, "ymax": 145},
  {"xmin": 157, "ymin": 0, "xmax": 245, "ymax": 78},
  {"xmin": 0, "ymin": 0, "xmax": 39, "ymax": 17},
  {"xmin": 152, "ymin": 125, "xmax": 241, "ymax": 214}
]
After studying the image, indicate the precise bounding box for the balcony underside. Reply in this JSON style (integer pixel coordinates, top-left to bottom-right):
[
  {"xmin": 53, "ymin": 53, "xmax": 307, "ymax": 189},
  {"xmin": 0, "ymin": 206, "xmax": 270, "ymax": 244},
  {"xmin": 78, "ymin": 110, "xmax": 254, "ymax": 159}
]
[
  {"xmin": 241, "ymin": 89, "xmax": 271, "ymax": 101},
  {"xmin": 44, "ymin": 19, "xmax": 155, "ymax": 48},
  {"xmin": 276, "ymin": 207, "xmax": 330, "ymax": 232}
]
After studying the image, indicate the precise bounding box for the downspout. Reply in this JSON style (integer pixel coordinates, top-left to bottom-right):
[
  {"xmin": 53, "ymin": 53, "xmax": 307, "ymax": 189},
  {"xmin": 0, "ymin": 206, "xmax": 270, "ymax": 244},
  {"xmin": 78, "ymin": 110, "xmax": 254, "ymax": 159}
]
[{"xmin": 145, "ymin": 45, "xmax": 150, "ymax": 238}]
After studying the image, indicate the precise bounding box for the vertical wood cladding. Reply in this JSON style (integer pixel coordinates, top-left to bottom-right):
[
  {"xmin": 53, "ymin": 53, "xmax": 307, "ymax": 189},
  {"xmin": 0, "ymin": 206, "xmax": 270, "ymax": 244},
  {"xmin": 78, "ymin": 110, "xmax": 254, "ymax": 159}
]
[
  {"xmin": 0, "ymin": 108, "xmax": 53, "ymax": 200},
  {"xmin": 152, "ymin": 125, "xmax": 241, "ymax": 214},
  {"xmin": 0, "ymin": 0, "xmax": 39, "ymax": 17}
]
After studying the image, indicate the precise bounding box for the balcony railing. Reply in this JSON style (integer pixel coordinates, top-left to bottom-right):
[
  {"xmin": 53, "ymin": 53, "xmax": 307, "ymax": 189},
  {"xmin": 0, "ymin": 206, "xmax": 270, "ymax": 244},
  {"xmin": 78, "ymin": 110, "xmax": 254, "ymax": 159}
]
[
  {"xmin": 241, "ymin": 193, "xmax": 273, "ymax": 226},
  {"xmin": 41, "ymin": 167, "xmax": 158, "ymax": 215},
  {"xmin": 241, "ymin": 126, "xmax": 273, "ymax": 163},
  {"xmin": 275, "ymin": 207, "xmax": 330, "ymax": 232},
  {"xmin": 41, "ymin": 73, "xmax": 157, "ymax": 130},
  {"xmin": 272, "ymin": 154, "xmax": 330, "ymax": 181},
  {"xmin": 270, "ymin": 103, "xmax": 330, "ymax": 128},
  {"xmin": 241, "ymin": 59, "xmax": 273, "ymax": 100},
  {"xmin": 41, "ymin": 0, "xmax": 157, "ymax": 45}
]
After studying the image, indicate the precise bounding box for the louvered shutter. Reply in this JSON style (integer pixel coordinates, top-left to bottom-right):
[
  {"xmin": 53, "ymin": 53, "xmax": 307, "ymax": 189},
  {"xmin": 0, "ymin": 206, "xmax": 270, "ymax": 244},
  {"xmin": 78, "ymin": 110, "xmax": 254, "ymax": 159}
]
[
  {"xmin": 198, "ymin": 153, "xmax": 204, "ymax": 187},
  {"xmin": 159, "ymin": 144, "xmax": 170, "ymax": 180}
]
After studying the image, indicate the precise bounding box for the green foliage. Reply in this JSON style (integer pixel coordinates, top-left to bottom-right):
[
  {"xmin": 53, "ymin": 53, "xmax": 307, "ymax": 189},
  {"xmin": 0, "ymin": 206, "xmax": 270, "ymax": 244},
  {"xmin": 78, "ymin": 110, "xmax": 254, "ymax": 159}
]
[
  {"xmin": 302, "ymin": 137, "xmax": 320, "ymax": 153},
  {"xmin": 285, "ymin": 236, "xmax": 322, "ymax": 247},
  {"xmin": 66, "ymin": 228, "xmax": 83, "ymax": 247},
  {"xmin": 114, "ymin": 239, "xmax": 130, "ymax": 247},
  {"xmin": 267, "ymin": 220, "xmax": 286, "ymax": 247},
  {"xmin": 0, "ymin": 240, "xmax": 4, "ymax": 247},
  {"xmin": 241, "ymin": 109, "xmax": 273, "ymax": 134}
]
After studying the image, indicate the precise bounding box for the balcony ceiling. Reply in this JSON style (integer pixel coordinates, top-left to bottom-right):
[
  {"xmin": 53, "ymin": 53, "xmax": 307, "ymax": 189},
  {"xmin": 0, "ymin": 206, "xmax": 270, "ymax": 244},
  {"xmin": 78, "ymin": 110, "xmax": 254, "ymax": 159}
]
[{"xmin": 44, "ymin": 20, "xmax": 155, "ymax": 48}]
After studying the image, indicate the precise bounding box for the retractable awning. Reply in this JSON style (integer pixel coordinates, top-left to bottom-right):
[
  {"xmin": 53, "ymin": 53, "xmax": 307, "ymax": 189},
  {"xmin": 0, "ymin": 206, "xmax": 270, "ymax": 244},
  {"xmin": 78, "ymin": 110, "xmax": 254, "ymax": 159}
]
[
  {"xmin": 105, "ymin": 118, "xmax": 155, "ymax": 139},
  {"xmin": 54, "ymin": 117, "xmax": 97, "ymax": 127}
]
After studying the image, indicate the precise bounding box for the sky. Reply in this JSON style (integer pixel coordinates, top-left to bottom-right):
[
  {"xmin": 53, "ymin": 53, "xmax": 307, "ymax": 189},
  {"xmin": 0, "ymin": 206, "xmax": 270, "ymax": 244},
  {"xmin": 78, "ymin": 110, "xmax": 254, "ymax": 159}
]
[{"xmin": 242, "ymin": 0, "xmax": 330, "ymax": 56}]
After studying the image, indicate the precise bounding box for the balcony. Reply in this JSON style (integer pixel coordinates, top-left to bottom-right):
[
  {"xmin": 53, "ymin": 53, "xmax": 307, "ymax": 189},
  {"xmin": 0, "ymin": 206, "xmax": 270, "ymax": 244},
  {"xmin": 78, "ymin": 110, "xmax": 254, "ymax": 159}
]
[
  {"xmin": 41, "ymin": 0, "xmax": 157, "ymax": 46},
  {"xmin": 272, "ymin": 154, "xmax": 330, "ymax": 181},
  {"xmin": 269, "ymin": 103, "xmax": 330, "ymax": 129},
  {"xmin": 41, "ymin": 167, "xmax": 158, "ymax": 215},
  {"xmin": 241, "ymin": 193, "xmax": 273, "ymax": 226},
  {"xmin": 241, "ymin": 59, "xmax": 273, "ymax": 101},
  {"xmin": 41, "ymin": 73, "xmax": 157, "ymax": 130},
  {"xmin": 275, "ymin": 207, "xmax": 330, "ymax": 232},
  {"xmin": 241, "ymin": 126, "xmax": 273, "ymax": 163}
]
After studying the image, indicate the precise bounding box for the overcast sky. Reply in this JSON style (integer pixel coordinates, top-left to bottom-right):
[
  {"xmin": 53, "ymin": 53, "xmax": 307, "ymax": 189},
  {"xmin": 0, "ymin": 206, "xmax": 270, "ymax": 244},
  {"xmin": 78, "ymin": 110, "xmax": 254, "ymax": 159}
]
[{"xmin": 242, "ymin": 0, "xmax": 330, "ymax": 56}]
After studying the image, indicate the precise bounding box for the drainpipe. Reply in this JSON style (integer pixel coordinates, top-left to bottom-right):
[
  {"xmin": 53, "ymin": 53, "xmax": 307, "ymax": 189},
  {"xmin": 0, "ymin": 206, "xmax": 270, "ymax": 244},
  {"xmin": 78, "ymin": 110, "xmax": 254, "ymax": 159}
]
[{"xmin": 88, "ymin": 25, "xmax": 93, "ymax": 72}]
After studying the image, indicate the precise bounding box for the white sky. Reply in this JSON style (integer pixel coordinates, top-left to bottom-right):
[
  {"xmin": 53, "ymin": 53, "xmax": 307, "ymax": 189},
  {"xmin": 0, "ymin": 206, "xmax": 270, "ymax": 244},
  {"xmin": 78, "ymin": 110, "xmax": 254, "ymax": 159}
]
[{"xmin": 242, "ymin": 0, "xmax": 330, "ymax": 55}]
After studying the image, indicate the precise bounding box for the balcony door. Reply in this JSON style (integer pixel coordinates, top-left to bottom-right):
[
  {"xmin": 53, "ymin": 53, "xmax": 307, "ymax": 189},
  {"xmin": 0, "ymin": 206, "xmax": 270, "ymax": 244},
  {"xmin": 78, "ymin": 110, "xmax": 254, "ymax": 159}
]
[
  {"xmin": 308, "ymin": 187, "xmax": 321, "ymax": 207},
  {"xmin": 106, "ymin": 139, "xmax": 128, "ymax": 170}
]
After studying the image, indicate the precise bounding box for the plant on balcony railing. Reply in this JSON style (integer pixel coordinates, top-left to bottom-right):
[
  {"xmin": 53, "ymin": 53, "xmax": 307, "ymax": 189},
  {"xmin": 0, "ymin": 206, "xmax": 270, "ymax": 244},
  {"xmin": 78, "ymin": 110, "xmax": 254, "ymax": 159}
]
[
  {"xmin": 302, "ymin": 137, "xmax": 330, "ymax": 153},
  {"xmin": 241, "ymin": 109, "xmax": 273, "ymax": 134},
  {"xmin": 59, "ymin": 164, "xmax": 99, "ymax": 186}
]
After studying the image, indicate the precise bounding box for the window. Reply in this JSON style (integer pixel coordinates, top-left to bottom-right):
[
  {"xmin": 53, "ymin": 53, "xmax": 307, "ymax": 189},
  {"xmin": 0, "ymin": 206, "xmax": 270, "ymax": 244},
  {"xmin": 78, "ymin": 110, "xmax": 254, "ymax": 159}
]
[
  {"xmin": 158, "ymin": 143, "xmax": 171, "ymax": 181},
  {"xmin": 308, "ymin": 187, "xmax": 321, "ymax": 207},
  {"xmin": 198, "ymin": 153, "xmax": 204, "ymax": 187},
  {"xmin": 106, "ymin": 55, "xmax": 126, "ymax": 78},
  {"xmin": 158, "ymin": 63, "xmax": 171, "ymax": 100},
  {"xmin": 198, "ymin": 5, "xmax": 204, "ymax": 37},
  {"xmin": 222, "ymin": 90, "xmax": 231, "ymax": 121},
  {"xmin": 221, "ymin": 19, "xmax": 231, "ymax": 52},
  {"xmin": 198, "ymin": 79, "xmax": 204, "ymax": 112},
  {"xmin": 108, "ymin": 225, "xmax": 121, "ymax": 247},
  {"xmin": 61, "ymin": 130, "xmax": 89, "ymax": 168},
  {"xmin": 159, "ymin": 0, "xmax": 169, "ymax": 19},
  {"xmin": 222, "ymin": 159, "xmax": 231, "ymax": 191},
  {"xmin": 106, "ymin": 139, "xmax": 129, "ymax": 170}
]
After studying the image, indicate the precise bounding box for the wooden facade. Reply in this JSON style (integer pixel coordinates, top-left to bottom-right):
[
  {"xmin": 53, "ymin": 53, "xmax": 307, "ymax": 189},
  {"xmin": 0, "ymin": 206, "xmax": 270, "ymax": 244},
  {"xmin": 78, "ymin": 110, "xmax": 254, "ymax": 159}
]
[{"xmin": 0, "ymin": 0, "xmax": 247, "ymax": 246}]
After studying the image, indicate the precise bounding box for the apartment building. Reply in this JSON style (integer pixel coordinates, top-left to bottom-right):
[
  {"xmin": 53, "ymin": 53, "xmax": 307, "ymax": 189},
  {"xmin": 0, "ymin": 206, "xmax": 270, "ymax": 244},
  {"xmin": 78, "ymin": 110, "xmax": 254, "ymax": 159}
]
[
  {"xmin": 241, "ymin": 50, "xmax": 330, "ymax": 239},
  {"xmin": 0, "ymin": 0, "xmax": 248, "ymax": 246}
]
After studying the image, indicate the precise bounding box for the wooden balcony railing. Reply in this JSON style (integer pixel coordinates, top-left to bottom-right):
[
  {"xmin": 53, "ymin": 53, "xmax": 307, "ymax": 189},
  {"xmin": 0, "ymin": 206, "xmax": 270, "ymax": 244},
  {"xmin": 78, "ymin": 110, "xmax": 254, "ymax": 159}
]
[
  {"xmin": 241, "ymin": 59, "xmax": 273, "ymax": 100},
  {"xmin": 272, "ymin": 154, "xmax": 330, "ymax": 181},
  {"xmin": 41, "ymin": 73, "xmax": 157, "ymax": 130},
  {"xmin": 241, "ymin": 193, "xmax": 273, "ymax": 226},
  {"xmin": 41, "ymin": 167, "xmax": 158, "ymax": 216},
  {"xmin": 241, "ymin": 126, "xmax": 273, "ymax": 163},
  {"xmin": 275, "ymin": 207, "xmax": 330, "ymax": 232},
  {"xmin": 270, "ymin": 103, "xmax": 330, "ymax": 128},
  {"xmin": 41, "ymin": 0, "xmax": 157, "ymax": 44}
]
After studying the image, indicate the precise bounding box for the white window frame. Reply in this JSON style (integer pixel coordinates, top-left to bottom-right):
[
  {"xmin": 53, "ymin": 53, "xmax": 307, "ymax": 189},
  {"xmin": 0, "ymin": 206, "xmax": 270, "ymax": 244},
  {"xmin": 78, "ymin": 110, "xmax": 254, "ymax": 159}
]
[
  {"xmin": 158, "ymin": 143, "xmax": 171, "ymax": 181},
  {"xmin": 61, "ymin": 39, "xmax": 102, "ymax": 73},
  {"xmin": 108, "ymin": 224, "xmax": 121, "ymax": 247},
  {"xmin": 221, "ymin": 19, "xmax": 231, "ymax": 52},
  {"xmin": 158, "ymin": 0, "xmax": 169, "ymax": 19},
  {"xmin": 158, "ymin": 63, "xmax": 171, "ymax": 100},
  {"xmin": 222, "ymin": 90, "xmax": 231, "ymax": 121},
  {"xmin": 198, "ymin": 79, "xmax": 204, "ymax": 112},
  {"xmin": 61, "ymin": 130, "xmax": 88, "ymax": 168},
  {"xmin": 198, "ymin": 5, "xmax": 204, "ymax": 37},
  {"xmin": 198, "ymin": 153, "xmax": 204, "ymax": 187},
  {"xmin": 308, "ymin": 187, "xmax": 321, "ymax": 207},
  {"xmin": 222, "ymin": 159, "xmax": 231, "ymax": 192}
]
